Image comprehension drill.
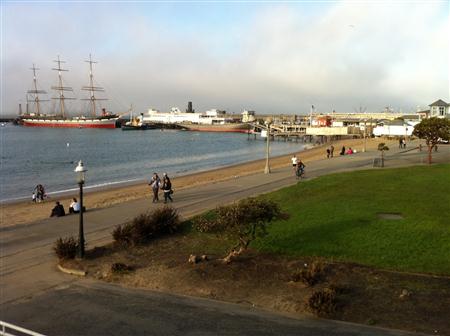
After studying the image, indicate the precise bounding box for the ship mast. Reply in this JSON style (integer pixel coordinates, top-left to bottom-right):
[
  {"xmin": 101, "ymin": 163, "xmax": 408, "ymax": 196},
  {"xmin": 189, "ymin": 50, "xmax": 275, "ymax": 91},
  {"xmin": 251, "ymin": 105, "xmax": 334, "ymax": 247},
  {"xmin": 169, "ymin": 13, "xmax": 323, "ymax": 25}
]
[
  {"xmin": 81, "ymin": 54, "xmax": 107, "ymax": 117},
  {"xmin": 27, "ymin": 64, "xmax": 47, "ymax": 115},
  {"xmin": 51, "ymin": 55, "xmax": 75, "ymax": 118}
]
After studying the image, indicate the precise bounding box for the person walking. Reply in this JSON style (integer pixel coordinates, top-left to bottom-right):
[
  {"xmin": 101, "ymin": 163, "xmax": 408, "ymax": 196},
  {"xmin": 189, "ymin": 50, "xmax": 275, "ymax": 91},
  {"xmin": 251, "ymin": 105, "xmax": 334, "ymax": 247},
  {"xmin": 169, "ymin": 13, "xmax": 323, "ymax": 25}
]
[
  {"xmin": 326, "ymin": 148, "xmax": 331, "ymax": 158},
  {"xmin": 291, "ymin": 155, "xmax": 298, "ymax": 175},
  {"xmin": 399, "ymin": 138, "xmax": 403, "ymax": 149},
  {"xmin": 34, "ymin": 184, "xmax": 45, "ymax": 202},
  {"xmin": 330, "ymin": 145, "xmax": 334, "ymax": 158},
  {"xmin": 162, "ymin": 173, "xmax": 173, "ymax": 204},
  {"xmin": 150, "ymin": 173, "xmax": 161, "ymax": 203}
]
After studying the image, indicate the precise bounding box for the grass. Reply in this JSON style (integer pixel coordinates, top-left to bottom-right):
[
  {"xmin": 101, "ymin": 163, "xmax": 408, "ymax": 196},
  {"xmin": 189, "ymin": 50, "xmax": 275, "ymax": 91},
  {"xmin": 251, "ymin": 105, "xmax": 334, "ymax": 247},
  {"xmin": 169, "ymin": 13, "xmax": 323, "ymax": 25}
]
[{"xmin": 252, "ymin": 164, "xmax": 450, "ymax": 275}]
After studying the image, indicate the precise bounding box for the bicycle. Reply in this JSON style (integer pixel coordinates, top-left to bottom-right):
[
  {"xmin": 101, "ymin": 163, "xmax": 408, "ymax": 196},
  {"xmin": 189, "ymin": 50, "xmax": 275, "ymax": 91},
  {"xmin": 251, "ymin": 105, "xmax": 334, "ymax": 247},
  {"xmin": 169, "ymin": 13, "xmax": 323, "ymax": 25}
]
[{"xmin": 296, "ymin": 166, "xmax": 305, "ymax": 179}]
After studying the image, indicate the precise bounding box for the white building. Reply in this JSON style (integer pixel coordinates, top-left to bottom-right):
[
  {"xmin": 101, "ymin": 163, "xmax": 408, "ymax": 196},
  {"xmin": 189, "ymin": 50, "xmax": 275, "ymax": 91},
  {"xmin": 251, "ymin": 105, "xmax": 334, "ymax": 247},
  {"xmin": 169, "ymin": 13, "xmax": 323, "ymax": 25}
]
[
  {"xmin": 429, "ymin": 99, "xmax": 450, "ymax": 118},
  {"xmin": 373, "ymin": 119, "xmax": 417, "ymax": 137},
  {"xmin": 241, "ymin": 110, "xmax": 256, "ymax": 123}
]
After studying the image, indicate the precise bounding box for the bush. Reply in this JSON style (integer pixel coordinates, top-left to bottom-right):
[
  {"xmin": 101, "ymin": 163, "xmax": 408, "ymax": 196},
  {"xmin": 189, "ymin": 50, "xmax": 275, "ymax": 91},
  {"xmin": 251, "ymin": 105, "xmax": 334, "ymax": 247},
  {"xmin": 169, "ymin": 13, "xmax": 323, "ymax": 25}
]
[
  {"xmin": 113, "ymin": 206, "xmax": 180, "ymax": 246},
  {"xmin": 112, "ymin": 221, "xmax": 135, "ymax": 246},
  {"xmin": 195, "ymin": 198, "xmax": 287, "ymax": 263},
  {"xmin": 292, "ymin": 260, "xmax": 325, "ymax": 286},
  {"xmin": 307, "ymin": 287, "xmax": 337, "ymax": 317},
  {"xmin": 54, "ymin": 236, "xmax": 78, "ymax": 260},
  {"xmin": 192, "ymin": 214, "xmax": 221, "ymax": 233},
  {"xmin": 111, "ymin": 262, "xmax": 134, "ymax": 274}
]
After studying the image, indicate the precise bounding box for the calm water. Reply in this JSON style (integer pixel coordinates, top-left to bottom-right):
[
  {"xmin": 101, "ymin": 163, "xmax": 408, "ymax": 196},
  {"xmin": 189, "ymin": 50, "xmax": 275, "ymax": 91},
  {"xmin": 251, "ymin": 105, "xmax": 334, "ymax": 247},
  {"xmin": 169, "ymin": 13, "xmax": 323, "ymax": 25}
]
[{"xmin": 0, "ymin": 125, "xmax": 306, "ymax": 202}]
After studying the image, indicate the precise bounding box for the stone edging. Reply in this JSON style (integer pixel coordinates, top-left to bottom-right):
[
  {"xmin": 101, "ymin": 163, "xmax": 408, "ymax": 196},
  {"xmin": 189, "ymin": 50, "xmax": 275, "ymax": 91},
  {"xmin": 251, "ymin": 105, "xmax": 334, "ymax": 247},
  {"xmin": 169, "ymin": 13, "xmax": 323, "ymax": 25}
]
[{"xmin": 57, "ymin": 264, "xmax": 87, "ymax": 276}]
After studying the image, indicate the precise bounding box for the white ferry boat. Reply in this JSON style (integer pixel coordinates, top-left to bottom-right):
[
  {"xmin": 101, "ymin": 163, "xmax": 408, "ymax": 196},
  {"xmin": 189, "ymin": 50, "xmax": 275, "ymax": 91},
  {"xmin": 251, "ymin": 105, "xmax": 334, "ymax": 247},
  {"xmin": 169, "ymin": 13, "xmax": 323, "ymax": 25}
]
[{"xmin": 139, "ymin": 108, "xmax": 254, "ymax": 133}]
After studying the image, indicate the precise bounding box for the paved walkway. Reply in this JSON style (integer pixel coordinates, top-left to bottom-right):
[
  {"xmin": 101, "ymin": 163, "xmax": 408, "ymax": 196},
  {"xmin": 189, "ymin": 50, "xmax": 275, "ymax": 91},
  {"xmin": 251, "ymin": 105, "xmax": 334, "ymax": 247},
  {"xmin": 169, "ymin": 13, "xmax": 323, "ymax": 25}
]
[{"xmin": 1, "ymin": 141, "xmax": 448, "ymax": 335}]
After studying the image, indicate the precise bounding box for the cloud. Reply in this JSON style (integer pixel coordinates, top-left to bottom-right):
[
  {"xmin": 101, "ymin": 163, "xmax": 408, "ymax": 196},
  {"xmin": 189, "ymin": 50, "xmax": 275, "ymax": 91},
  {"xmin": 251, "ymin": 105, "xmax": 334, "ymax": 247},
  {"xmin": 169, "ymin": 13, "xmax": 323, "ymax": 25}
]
[{"xmin": 1, "ymin": 1, "xmax": 448, "ymax": 116}]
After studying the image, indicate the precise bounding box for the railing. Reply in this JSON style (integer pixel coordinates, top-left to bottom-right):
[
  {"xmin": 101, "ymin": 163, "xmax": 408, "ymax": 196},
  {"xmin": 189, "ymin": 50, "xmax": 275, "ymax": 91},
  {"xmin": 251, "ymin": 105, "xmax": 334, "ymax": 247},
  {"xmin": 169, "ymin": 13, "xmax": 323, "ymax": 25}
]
[{"xmin": 0, "ymin": 321, "xmax": 46, "ymax": 336}]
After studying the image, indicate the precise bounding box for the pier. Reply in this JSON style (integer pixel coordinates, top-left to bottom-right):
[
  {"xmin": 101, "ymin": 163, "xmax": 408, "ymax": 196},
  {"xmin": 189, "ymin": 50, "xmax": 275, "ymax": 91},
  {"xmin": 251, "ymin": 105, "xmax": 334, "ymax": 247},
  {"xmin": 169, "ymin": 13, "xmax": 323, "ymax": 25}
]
[{"xmin": 248, "ymin": 122, "xmax": 366, "ymax": 144}]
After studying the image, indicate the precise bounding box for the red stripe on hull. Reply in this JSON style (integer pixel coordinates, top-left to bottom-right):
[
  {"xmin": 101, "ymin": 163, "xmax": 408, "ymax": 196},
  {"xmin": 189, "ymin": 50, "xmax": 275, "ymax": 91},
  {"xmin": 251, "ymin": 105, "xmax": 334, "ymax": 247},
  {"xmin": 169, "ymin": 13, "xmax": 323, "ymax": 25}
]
[
  {"xmin": 22, "ymin": 121, "xmax": 117, "ymax": 129},
  {"xmin": 185, "ymin": 128, "xmax": 250, "ymax": 133}
]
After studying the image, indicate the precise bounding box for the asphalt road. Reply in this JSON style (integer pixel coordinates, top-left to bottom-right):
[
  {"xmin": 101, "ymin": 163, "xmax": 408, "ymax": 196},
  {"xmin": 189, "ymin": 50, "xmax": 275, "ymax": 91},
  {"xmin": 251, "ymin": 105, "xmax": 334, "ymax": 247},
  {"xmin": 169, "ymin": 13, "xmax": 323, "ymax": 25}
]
[
  {"xmin": 1, "ymin": 141, "xmax": 448, "ymax": 335},
  {"xmin": 0, "ymin": 281, "xmax": 426, "ymax": 336}
]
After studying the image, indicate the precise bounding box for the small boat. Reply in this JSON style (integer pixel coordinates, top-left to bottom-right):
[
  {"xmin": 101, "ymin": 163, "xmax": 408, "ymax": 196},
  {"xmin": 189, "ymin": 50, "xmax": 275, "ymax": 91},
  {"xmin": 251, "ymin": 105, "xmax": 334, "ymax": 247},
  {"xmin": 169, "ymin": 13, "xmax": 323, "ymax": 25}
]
[
  {"xmin": 121, "ymin": 122, "xmax": 150, "ymax": 131},
  {"xmin": 121, "ymin": 105, "xmax": 150, "ymax": 130}
]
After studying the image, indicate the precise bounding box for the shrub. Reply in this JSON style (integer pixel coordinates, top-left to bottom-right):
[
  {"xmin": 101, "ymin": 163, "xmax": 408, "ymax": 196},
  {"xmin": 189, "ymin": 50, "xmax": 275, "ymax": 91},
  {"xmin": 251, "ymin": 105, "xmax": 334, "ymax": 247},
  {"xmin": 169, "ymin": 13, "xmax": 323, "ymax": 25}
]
[
  {"xmin": 113, "ymin": 206, "xmax": 180, "ymax": 246},
  {"xmin": 151, "ymin": 206, "xmax": 180, "ymax": 234},
  {"xmin": 54, "ymin": 236, "xmax": 78, "ymax": 260},
  {"xmin": 192, "ymin": 216, "xmax": 221, "ymax": 233},
  {"xmin": 307, "ymin": 287, "xmax": 337, "ymax": 317},
  {"xmin": 292, "ymin": 260, "xmax": 325, "ymax": 286},
  {"xmin": 196, "ymin": 198, "xmax": 288, "ymax": 263},
  {"xmin": 112, "ymin": 222, "xmax": 135, "ymax": 246},
  {"xmin": 111, "ymin": 262, "xmax": 134, "ymax": 274}
]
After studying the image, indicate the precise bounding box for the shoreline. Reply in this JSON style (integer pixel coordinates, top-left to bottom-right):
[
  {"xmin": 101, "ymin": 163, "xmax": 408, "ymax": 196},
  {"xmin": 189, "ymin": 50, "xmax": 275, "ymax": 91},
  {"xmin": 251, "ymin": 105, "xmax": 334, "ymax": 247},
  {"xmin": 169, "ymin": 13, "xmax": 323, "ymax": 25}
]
[{"xmin": 0, "ymin": 138, "xmax": 374, "ymax": 228}]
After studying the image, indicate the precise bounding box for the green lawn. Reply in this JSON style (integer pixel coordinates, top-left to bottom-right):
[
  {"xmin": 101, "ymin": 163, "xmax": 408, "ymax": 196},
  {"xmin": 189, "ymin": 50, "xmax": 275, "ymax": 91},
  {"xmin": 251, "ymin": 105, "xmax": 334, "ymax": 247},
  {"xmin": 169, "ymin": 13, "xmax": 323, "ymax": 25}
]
[{"xmin": 253, "ymin": 164, "xmax": 450, "ymax": 275}]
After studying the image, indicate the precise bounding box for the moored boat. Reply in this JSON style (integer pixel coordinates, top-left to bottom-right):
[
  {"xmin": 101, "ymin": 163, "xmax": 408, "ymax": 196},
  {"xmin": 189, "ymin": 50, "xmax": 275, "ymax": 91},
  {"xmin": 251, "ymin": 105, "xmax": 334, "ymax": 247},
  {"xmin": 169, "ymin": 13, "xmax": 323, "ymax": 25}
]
[
  {"xmin": 180, "ymin": 122, "xmax": 250, "ymax": 133},
  {"xmin": 19, "ymin": 55, "xmax": 119, "ymax": 129},
  {"xmin": 140, "ymin": 104, "xmax": 254, "ymax": 133},
  {"xmin": 121, "ymin": 106, "xmax": 150, "ymax": 130}
]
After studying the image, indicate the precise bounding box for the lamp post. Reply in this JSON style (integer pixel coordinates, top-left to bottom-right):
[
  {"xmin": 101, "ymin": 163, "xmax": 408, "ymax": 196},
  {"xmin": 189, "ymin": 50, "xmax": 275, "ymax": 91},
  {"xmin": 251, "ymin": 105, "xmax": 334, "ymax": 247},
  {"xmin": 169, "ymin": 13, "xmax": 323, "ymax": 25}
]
[
  {"xmin": 363, "ymin": 119, "xmax": 367, "ymax": 153},
  {"xmin": 264, "ymin": 119, "xmax": 272, "ymax": 174},
  {"xmin": 405, "ymin": 126, "xmax": 408, "ymax": 146},
  {"xmin": 74, "ymin": 160, "xmax": 87, "ymax": 258}
]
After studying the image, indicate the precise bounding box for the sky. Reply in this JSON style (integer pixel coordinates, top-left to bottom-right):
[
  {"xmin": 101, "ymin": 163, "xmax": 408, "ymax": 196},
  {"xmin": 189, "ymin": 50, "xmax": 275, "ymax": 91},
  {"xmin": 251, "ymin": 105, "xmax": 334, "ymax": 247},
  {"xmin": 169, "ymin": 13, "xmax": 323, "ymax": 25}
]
[{"xmin": 1, "ymin": 0, "xmax": 449, "ymax": 117}]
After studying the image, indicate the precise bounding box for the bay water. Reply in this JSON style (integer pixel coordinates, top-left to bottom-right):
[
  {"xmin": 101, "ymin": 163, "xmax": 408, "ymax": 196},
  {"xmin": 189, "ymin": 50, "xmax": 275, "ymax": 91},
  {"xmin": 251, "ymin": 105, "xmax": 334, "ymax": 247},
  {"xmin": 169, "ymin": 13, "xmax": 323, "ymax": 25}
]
[{"xmin": 0, "ymin": 125, "xmax": 306, "ymax": 203}]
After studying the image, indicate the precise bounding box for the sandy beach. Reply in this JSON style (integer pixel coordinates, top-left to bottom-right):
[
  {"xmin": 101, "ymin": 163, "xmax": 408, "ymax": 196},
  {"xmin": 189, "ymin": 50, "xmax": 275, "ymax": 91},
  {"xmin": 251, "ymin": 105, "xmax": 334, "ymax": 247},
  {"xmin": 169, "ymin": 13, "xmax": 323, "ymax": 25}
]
[{"xmin": 1, "ymin": 138, "xmax": 379, "ymax": 228}]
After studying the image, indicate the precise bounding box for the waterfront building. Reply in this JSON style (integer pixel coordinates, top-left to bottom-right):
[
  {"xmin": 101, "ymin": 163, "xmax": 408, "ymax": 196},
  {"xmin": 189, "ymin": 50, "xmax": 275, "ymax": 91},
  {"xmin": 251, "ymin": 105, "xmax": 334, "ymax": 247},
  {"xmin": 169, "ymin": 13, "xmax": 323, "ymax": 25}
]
[{"xmin": 428, "ymin": 99, "xmax": 450, "ymax": 119}]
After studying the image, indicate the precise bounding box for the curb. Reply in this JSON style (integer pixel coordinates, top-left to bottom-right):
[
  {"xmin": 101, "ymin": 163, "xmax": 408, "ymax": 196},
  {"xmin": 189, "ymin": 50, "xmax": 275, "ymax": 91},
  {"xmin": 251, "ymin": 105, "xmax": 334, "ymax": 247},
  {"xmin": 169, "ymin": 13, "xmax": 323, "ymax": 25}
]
[{"xmin": 57, "ymin": 264, "xmax": 87, "ymax": 276}]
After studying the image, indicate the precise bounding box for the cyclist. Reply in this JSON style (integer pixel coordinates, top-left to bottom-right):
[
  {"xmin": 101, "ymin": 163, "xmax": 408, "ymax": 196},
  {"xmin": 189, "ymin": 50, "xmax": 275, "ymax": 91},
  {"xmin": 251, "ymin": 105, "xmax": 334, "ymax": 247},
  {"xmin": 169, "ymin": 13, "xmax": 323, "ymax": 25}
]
[{"xmin": 296, "ymin": 160, "xmax": 306, "ymax": 179}]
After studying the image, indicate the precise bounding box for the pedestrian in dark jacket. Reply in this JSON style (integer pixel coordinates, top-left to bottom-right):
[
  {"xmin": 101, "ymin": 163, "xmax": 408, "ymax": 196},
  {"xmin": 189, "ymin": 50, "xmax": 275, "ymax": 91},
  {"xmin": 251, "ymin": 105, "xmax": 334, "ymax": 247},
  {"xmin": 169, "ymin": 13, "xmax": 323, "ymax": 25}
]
[{"xmin": 162, "ymin": 173, "xmax": 173, "ymax": 203}]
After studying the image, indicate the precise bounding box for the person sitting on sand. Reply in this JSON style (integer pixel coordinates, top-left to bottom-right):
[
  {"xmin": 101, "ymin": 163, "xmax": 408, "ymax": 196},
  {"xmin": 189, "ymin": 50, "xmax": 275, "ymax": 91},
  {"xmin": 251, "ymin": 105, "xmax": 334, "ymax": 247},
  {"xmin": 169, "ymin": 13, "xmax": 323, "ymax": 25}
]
[
  {"xmin": 69, "ymin": 198, "xmax": 80, "ymax": 214},
  {"xmin": 346, "ymin": 147, "xmax": 354, "ymax": 155},
  {"xmin": 50, "ymin": 201, "xmax": 65, "ymax": 217},
  {"xmin": 340, "ymin": 146, "xmax": 346, "ymax": 155}
]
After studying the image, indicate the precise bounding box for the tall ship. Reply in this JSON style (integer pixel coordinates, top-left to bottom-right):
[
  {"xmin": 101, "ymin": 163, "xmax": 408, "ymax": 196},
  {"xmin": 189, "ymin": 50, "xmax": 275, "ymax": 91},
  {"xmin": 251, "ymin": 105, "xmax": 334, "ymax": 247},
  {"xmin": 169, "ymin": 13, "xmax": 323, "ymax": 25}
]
[{"xmin": 19, "ymin": 55, "xmax": 119, "ymax": 128}]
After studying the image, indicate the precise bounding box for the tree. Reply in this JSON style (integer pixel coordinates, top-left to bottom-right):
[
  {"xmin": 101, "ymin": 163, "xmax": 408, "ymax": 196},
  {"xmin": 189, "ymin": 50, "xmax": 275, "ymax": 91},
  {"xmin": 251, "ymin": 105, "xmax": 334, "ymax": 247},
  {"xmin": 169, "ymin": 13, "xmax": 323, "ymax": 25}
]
[
  {"xmin": 413, "ymin": 118, "xmax": 450, "ymax": 164},
  {"xmin": 199, "ymin": 198, "xmax": 288, "ymax": 263},
  {"xmin": 377, "ymin": 143, "xmax": 389, "ymax": 167}
]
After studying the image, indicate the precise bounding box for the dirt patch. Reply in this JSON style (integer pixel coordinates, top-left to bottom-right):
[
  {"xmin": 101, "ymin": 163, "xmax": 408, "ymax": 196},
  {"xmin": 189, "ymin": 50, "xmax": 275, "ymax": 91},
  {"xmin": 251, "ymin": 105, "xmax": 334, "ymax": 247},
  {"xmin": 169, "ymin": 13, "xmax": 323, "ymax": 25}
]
[
  {"xmin": 377, "ymin": 213, "xmax": 404, "ymax": 220},
  {"xmin": 78, "ymin": 234, "xmax": 450, "ymax": 336}
]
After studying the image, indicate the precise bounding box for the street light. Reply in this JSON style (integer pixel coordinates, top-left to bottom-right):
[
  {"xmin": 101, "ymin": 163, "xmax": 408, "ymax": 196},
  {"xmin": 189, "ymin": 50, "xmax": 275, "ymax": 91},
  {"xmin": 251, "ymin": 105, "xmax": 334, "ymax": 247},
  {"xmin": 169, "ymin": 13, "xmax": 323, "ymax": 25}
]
[
  {"xmin": 74, "ymin": 160, "xmax": 87, "ymax": 258},
  {"xmin": 264, "ymin": 119, "xmax": 272, "ymax": 174},
  {"xmin": 363, "ymin": 119, "xmax": 367, "ymax": 153},
  {"xmin": 405, "ymin": 126, "xmax": 408, "ymax": 146}
]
